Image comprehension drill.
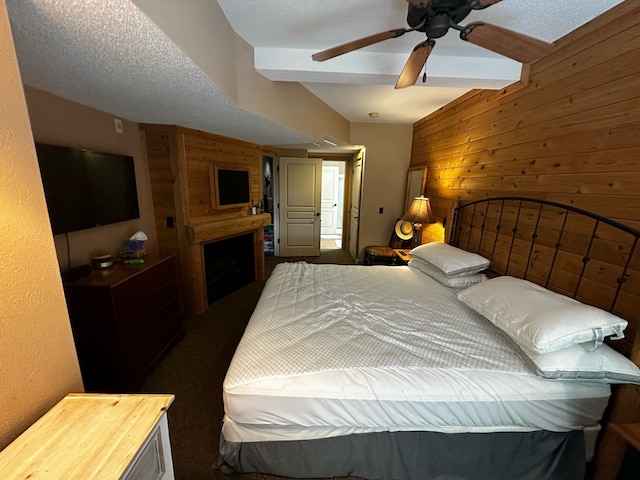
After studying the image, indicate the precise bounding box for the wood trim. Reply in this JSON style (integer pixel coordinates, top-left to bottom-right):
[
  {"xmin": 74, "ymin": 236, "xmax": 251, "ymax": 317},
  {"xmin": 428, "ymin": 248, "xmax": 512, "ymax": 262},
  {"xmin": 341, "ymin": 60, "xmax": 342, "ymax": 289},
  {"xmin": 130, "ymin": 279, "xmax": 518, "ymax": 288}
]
[
  {"xmin": 185, "ymin": 214, "xmax": 271, "ymax": 313},
  {"xmin": 185, "ymin": 213, "xmax": 271, "ymax": 245},
  {"xmin": 404, "ymin": 165, "xmax": 428, "ymax": 213}
]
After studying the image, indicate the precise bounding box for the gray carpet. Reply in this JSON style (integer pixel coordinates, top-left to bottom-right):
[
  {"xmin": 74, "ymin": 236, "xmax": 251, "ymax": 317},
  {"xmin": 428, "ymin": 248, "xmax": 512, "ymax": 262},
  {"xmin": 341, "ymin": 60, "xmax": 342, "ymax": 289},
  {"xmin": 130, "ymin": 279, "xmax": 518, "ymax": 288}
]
[{"xmin": 139, "ymin": 249, "xmax": 357, "ymax": 479}]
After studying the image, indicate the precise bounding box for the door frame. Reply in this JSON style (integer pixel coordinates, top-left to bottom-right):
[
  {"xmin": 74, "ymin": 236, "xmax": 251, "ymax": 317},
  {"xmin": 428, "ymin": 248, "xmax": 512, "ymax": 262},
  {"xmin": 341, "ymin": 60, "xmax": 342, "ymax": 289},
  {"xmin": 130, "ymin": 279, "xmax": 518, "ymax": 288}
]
[
  {"xmin": 320, "ymin": 163, "xmax": 342, "ymax": 236},
  {"xmin": 310, "ymin": 153, "xmax": 353, "ymax": 251},
  {"xmin": 348, "ymin": 149, "xmax": 365, "ymax": 261}
]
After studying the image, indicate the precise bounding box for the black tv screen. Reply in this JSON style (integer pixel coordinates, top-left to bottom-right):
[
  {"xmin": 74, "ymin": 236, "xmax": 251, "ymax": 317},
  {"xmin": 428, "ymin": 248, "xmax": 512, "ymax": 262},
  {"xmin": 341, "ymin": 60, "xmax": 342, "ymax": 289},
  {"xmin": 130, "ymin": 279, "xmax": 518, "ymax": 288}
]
[
  {"xmin": 216, "ymin": 167, "xmax": 251, "ymax": 208},
  {"xmin": 35, "ymin": 143, "xmax": 140, "ymax": 235}
]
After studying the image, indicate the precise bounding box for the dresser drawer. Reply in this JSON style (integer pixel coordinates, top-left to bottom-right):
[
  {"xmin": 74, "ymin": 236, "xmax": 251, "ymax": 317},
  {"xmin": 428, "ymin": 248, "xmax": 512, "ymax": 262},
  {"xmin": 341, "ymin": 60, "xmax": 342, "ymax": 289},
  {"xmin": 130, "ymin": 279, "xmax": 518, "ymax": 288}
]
[
  {"xmin": 125, "ymin": 425, "xmax": 165, "ymax": 480},
  {"xmin": 113, "ymin": 258, "xmax": 176, "ymax": 312},
  {"xmin": 123, "ymin": 308, "xmax": 183, "ymax": 383},
  {"xmin": 118, "ymin": 280, "xmax": 178, "ymax": 334}
]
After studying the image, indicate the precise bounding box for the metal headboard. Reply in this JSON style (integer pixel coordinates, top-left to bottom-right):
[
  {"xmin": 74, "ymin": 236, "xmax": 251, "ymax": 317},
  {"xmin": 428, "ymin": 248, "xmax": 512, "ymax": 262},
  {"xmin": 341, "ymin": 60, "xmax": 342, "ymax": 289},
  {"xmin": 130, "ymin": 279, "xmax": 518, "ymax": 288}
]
[
  {"xmin": 450, "ymin": 196, "xmax": 640, "ymax": 358},
  {"xmin": 449, "ymin": 197, "xmax": 640, "ymax": 476}
]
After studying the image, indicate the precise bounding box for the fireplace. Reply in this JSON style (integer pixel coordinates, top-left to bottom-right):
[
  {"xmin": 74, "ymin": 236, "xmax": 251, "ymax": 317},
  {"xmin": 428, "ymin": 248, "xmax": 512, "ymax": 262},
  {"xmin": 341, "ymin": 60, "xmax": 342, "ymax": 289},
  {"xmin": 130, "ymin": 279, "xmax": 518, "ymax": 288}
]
[
  {"xmin": 203, "ymin": 233, "xmax": 255, "ymax": 304},
  {"xmin": 184, "ymin": 213, "xmax": 271, "ymax": 313}
]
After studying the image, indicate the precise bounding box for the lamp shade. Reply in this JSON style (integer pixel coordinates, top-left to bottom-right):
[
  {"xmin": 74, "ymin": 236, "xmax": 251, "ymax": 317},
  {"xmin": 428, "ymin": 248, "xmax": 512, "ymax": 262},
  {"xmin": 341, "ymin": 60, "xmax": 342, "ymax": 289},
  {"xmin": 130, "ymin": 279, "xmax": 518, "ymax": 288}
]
[{"xmin": 402, "ymin": 196, "xmax": 436, "ymax": 225}]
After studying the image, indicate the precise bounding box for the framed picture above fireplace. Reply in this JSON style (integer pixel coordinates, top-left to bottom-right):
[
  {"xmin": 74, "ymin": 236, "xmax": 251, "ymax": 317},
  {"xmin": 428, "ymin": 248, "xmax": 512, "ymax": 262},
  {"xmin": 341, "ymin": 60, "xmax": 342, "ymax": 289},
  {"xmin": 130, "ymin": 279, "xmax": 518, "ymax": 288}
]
[{"xmin": 210, "ymin": 164, "xmax": 252, "ymax": 210}]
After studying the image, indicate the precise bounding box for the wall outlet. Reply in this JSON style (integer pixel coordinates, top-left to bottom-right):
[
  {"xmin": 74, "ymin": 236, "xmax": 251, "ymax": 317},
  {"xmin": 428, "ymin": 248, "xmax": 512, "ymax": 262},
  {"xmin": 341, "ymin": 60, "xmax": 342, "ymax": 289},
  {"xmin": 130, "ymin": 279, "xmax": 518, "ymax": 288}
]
[
  {"xmin": 379, "ymin": 207, "xmax": 384, "ymax": 214},
  {"xmin": 114, "ymin": 118, "xmax": 123, "ymax": 134}
]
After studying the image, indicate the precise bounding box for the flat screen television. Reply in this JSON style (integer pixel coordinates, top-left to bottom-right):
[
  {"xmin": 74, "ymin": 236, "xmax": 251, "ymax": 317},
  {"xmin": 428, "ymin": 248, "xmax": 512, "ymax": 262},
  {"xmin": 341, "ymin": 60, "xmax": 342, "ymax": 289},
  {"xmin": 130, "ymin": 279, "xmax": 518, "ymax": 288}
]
[
  {"xmin": 35, "ymin": 142, "xmax": 140, "ymax": 235},
  {"xmin": 212, "ymin": 165, "xmax": 251, "ymax": 209}
]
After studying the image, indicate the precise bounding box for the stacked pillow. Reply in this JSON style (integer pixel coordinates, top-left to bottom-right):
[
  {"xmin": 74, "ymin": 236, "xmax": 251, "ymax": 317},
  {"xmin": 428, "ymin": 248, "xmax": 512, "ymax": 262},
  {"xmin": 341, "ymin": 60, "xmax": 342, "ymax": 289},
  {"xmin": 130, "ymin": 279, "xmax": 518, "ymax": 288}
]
[
  {"xmin": 457, "ymin": 276, "xmax": 640, "ymax": 384},
  {"xmin": 405, "ymin": 242, "xmax": 640, "ymax": 384},
  {"xmin": 408, "ymin": 242, "xmax": 490, "ymax": 288}
]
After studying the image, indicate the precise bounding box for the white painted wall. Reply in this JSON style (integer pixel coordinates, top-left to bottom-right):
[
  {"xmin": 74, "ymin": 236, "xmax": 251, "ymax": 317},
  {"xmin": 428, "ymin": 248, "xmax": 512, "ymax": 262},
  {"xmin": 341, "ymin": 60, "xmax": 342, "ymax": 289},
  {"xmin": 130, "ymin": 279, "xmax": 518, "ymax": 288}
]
[{"xmin": 350, "ymin": 123, "xmax": 413, "ymax": 261}]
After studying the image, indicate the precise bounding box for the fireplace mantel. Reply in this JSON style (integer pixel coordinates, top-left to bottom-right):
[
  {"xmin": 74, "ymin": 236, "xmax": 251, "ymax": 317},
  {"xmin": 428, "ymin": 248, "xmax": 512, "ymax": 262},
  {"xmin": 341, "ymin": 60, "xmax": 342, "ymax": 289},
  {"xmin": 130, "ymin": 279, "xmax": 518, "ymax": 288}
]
[
  {"xmin": 185, "ymin": 213, "xmax": 271, "ymax": 313},
  {"xmin": 186, "ymin": 213, "xmax": 271, "ymax": 245}
]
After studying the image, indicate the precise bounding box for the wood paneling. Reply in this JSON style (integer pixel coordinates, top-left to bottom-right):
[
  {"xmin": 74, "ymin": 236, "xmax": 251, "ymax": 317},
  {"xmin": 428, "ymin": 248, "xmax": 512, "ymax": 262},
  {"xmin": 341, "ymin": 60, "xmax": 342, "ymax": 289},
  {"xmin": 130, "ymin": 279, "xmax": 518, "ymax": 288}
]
[
  {"xmin": 140, "ymin": 124, "xmax": 265, "ymax": 313},
  {"xmin": 412, "ymin": 4, "xmax": 640, "ymax": 476},
  {"xmin": 411, "ymin": 1, "xmax": 640, "ymax": 234}
]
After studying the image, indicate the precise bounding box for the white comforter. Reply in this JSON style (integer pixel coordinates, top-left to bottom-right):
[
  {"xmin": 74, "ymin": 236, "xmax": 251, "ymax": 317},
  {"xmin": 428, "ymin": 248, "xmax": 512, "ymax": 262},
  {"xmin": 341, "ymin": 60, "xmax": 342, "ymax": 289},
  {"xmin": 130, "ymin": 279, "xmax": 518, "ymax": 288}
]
[{"xmin": 223, "ymin": 262, "xmax": 610, "ymax": 442}]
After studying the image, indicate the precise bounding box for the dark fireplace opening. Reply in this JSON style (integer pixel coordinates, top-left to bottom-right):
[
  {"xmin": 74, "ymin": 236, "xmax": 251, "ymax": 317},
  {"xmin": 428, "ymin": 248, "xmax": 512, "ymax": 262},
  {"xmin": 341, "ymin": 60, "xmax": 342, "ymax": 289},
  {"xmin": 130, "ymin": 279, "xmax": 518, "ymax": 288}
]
[{"xmin": 204, "ymin": 233, "xmax": 255, "ymax": 304}]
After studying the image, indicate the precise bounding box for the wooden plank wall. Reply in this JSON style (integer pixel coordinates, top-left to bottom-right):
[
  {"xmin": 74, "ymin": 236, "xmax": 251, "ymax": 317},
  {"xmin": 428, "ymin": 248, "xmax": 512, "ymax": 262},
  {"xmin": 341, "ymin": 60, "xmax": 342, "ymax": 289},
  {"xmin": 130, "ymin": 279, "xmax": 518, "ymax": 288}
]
[
  {"xmin": 141, "ymin": 125, "xmax": 262, "ymax": 229},
  {"xmin": 140, "ymin": 127, "xmax": 179, "ymax": 254},
  {"xmin": 411, "ymin": 1, "xmax": 640, "ymax": 242},
  {"xmin": 181, "ymin": 128, "xmax": 261, "ymax": 225},
  {"xmin": 139, "ymin": 124, "xmax": 265, "ymax": 313}
]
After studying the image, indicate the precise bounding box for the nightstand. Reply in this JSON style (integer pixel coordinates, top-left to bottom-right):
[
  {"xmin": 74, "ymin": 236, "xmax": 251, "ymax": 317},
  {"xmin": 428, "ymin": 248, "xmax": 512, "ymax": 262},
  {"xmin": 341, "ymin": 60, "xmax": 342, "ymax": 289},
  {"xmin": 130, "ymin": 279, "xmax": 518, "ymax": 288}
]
[
  {"xmin": 364, "ymin": 246, "xmax": 396, "ymax": 266},
  {"xmin": 394, "ymin": 249, "xmax": 412, "ymax": 265},
  {"xmin": 594, "ymin": 422, "xmax": 640, "ymax": 479},
  {"xmin": 365, "ymin": 247, "xmax": 412, "ymax": 266}
]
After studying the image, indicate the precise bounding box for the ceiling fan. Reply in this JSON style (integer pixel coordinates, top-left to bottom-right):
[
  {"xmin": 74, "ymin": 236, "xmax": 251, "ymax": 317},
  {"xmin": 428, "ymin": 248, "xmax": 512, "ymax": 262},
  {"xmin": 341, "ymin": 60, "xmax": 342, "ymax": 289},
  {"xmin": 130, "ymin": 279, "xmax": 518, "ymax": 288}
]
[{"xmin": 312, "ymin": 0, "xmax": 554, "ymax": 89}]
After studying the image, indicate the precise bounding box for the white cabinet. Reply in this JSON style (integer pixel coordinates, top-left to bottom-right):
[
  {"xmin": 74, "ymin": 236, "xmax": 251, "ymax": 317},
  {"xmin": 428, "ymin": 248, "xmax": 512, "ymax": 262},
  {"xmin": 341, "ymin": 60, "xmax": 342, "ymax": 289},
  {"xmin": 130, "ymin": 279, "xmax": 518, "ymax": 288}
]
[{"xmin": 0, "ymin": 394, "xmax": 175, "ymax": 479}]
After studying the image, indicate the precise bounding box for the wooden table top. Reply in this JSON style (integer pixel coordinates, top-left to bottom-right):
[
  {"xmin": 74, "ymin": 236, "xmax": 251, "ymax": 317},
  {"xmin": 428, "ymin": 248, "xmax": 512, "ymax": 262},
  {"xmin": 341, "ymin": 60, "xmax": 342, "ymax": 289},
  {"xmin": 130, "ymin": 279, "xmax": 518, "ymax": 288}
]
[{"xmin": 0, "ymin": 393, "xmax": 174, "ymax": 479}]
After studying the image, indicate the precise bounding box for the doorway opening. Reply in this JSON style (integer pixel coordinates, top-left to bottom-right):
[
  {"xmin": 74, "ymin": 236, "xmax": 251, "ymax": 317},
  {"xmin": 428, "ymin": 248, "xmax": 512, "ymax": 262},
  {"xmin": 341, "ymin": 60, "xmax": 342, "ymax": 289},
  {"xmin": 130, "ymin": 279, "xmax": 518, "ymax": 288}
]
[{"xmin": 320, "ymin": 160, "xmax": 346, "ymax": 251}]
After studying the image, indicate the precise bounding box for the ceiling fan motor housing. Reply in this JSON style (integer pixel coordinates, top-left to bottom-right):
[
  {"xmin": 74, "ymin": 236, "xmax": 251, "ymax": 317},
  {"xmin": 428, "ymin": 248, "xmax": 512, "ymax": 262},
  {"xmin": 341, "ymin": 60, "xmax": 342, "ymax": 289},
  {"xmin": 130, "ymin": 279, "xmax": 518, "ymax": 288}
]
[{"xmin": 408, "ymin": 0, "xmax": 472, "ymax": 38}]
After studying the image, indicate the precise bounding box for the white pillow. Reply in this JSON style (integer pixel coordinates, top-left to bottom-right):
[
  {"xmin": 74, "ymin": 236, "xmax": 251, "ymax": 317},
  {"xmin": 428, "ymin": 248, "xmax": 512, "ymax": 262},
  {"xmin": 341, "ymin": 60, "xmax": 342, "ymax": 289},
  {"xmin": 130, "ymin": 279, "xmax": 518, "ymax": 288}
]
[
  {"xmin": 409, "ymin": 242, "xmax": 490, "ymax": 276},
  {"xmin": 456, "ymin": 276, "xmax": 627, "ymax": 354},
  {"xmin": 522, "ymin": 342, "xmax": 640, "ymax": 384},
  {"xmin": 409, "ymin": 259, "xmax": 487, "ymax": 288}
]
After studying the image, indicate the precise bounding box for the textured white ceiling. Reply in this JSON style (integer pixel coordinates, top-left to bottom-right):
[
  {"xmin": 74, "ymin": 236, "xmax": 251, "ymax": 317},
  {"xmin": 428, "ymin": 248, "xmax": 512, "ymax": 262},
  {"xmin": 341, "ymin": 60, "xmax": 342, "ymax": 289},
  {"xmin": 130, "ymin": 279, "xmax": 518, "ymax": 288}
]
[
  {"xmin": 6, "ymin": 0, "xmax": 625, "ymax": 151},
  {"xmin": 6, "ymin": 0, "xmax": 316, "ymax": 147},
  {"xmin": 219, "ymin": 0, "xmax": 624, "ymax": 124}
]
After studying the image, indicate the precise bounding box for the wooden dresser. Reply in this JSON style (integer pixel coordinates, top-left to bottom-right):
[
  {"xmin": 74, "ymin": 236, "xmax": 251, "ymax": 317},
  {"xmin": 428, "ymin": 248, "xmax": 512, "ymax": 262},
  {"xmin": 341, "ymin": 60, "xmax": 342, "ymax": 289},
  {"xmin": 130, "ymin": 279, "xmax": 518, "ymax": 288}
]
[
  {"xmin": 64, "ymin": 254, "xmax": 183, "ymax": 392},
  {"xmin": 0, "ymin": 394, "xmax": 175, "ymax": 479}
]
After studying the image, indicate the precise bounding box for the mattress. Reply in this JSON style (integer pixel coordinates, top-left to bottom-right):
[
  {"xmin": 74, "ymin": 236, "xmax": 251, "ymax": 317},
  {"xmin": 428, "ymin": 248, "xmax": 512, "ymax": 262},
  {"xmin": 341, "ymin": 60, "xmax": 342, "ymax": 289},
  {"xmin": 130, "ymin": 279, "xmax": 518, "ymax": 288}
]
[{"xmin": 223, "ymin": 262, "xmax": 610, "ymax": 443}]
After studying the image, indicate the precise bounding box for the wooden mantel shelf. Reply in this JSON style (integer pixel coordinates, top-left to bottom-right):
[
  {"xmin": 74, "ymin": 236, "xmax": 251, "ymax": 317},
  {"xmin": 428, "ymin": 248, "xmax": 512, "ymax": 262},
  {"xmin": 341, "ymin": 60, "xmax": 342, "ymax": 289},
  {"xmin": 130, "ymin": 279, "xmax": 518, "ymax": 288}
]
[{"xmin": 186, "ymin": 213, "xmax": 271, "ymax": 245}]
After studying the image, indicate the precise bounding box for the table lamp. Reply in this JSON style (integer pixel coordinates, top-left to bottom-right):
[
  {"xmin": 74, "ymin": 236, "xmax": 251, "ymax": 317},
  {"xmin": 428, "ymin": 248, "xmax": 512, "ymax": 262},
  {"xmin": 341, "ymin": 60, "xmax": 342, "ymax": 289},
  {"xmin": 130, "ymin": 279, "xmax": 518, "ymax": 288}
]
[{"xmin": 401, "ymin": 196, "xmax": 436, "ymax": 246}]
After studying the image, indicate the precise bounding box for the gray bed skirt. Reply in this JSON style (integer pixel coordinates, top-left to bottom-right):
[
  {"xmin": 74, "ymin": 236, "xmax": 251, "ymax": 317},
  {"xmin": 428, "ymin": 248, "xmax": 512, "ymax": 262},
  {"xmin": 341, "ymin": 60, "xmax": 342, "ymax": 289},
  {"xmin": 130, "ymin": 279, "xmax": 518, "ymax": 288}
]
[{"xmin": 216, "ymin": 429, "xmax": 586, "ymax": 479}]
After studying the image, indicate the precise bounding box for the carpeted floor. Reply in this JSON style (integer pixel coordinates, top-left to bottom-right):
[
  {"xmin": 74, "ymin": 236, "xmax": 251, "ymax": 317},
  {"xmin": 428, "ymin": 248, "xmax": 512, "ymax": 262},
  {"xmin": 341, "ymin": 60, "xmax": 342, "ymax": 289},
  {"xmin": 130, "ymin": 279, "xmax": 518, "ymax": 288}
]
[{"xmin": 139, "ymin": 248, "xmax": 357, "ymax": 479}]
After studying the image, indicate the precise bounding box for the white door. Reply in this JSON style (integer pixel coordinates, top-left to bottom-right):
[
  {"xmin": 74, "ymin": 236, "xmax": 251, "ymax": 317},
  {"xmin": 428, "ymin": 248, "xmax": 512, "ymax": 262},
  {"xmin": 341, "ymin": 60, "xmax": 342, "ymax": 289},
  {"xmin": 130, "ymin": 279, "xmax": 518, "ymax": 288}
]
[
  {"xmin": 277, "ymin": 157, "xmax": 322, "ymax": 257},
  {"xmin": 321, "ymin": 164, "xmax": 340, "ymax": 235},
  {"xmin": 349, "ymin": 153, "xmax": 364, "ymax": 260}
]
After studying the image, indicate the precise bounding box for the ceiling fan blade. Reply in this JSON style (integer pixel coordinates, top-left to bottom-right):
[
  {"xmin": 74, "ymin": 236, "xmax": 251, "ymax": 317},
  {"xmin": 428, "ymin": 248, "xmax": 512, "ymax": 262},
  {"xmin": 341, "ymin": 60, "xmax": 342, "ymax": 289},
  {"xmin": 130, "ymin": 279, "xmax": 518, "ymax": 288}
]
[
  {"xmin": 312, "ymin": 28, "xmax": 409, "ymax": 62},
  {"xmin": 395, "ymin": 40, "xmax": 435, "ymax": 89},
  {"xmin": 406, "ymin": 0, "xmax": 433, "ymax": 6},
  {"xmin": 467, "ymin": 0, "xmax": 502, "ymax": 9},
  {"xmin": 460, "ymin": 22, "xmax": 554, "ymax": 64}
]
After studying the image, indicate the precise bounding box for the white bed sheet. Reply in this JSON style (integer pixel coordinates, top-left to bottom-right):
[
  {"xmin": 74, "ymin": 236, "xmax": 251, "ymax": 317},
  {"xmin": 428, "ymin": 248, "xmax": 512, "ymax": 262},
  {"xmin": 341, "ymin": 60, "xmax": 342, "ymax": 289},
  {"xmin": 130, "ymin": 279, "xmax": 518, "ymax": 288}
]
[{"xmin": 223, "ymin": 262, "xmax": 610, "ymax": 443}]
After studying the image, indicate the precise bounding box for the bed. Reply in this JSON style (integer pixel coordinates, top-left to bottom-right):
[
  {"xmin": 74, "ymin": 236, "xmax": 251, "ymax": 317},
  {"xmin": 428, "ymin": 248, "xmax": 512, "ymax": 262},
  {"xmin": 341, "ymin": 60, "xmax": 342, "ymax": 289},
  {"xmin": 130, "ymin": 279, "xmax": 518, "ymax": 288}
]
[{"xmin": 216, "ymin": 197, "xmax": 640, "ymax": 479}]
